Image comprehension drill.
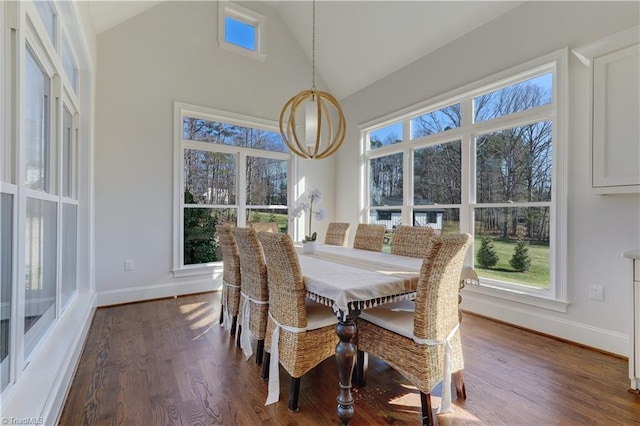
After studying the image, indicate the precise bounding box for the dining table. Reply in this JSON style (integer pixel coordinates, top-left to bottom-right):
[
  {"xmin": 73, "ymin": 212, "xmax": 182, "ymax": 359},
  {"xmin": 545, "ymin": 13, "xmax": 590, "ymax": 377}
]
[{"xmin": 295, "ymin": 243, "xmax": 423, "ymax": 425}]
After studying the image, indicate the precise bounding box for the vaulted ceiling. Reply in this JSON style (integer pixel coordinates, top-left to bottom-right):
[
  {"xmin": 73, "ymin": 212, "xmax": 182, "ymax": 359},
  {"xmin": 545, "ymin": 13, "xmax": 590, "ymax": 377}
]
[{"xmin": 88, "ymin": 1, "xmax": 523, "ymax": 99}]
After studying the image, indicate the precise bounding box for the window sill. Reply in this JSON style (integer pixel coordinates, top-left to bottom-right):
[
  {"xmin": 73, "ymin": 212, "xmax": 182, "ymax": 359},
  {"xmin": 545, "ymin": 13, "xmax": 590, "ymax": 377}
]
[
  {"xmin": 219, "ymin": 41, "xmax": 266, "ymax": 62},
  {"xmin": 172, "ymin": 263, "xmax": 223, "ymax": 278},
  {"xmin": 462, "ymin": 281, "xmax": 569, "ymax": 313}
]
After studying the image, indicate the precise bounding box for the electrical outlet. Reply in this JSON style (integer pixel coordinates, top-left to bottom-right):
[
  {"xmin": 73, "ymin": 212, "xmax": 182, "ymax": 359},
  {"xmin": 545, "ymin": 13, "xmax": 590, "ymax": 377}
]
[
  {"xmin": 124, "ymin": 259, "xmax": 134, "ymax": 271},
  {"xmin": 589, "ymin": 284, "xmax": 604, "ymax": 301}
]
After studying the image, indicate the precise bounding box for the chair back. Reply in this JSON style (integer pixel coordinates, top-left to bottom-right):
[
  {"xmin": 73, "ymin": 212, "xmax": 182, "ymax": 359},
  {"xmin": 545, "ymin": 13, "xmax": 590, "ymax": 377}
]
[
  {"xmin": 232, "ymin": 227, "xmax": 269, "ymax": 303},
  {"xmin": 353, "ymin": 223, "xmax": 386, "ymax": 252},
  {"xmin": 390, "ymin": 225, "xmax": 434, "ymax": 258},
  {"xmin": 324, "ymin": 222, "xmax": 351, "ymax": 247},
  {"xmin": 257, "ymin": 232, "xmax": 307, "ymax": 329},
  {"xmin": 216, "ymin": 224, "xmax": 241, "ymax": 287},
  {"xmin": 249, "ymin": 222, "xmax": 280, "ymax": 233},
  {"xmin": 413, "ymin": 233, "xmax": 472, "ymax": 342}
]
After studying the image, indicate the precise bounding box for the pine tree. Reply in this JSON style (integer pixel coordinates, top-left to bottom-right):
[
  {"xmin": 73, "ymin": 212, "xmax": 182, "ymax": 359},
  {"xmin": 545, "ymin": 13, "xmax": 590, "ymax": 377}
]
[
  {"xmin": 477, "ymin": 236, "xmax": 499, "ymax": 268},
  {"xmin": 510, "ymin": 239, "xmax": 532, "ymax": 272},
  {"xmin": 183, "ymin": 191, "xmax": 219, "ymax": 264}
]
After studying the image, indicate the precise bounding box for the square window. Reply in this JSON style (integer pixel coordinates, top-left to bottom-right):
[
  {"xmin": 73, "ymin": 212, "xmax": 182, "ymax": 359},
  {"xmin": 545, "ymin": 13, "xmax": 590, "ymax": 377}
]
[
  {"xmin": 225, "ymin": 16, "xmax": 256, "ymax": 51},
  {"xmin": 218, "ymin": 2, "xmax": 266, "ymax": 61}
]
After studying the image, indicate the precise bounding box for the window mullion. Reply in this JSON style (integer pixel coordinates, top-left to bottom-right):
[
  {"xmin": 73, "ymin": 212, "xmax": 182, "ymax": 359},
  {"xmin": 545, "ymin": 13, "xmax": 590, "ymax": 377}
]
[
  {"xmin": 402, "ymin": 118, "xmax": 412, "ymax": 225},
  {"xmin": 237, "ymin": 151, "xmax": 247, "ymax": 226},
  {"xmin": 403, "ymin": 145, "xmax": 412, "ymax": 227},
  {"xmin": 469, "ymin": 104, "xmax": 554, "ymax": 136},
  {"xmin": 13, "ymin": 6, "xmax": 27, "ymax": 381},
  {"xmin": 361, "ymin": 139, "xmax": 370, "ymax": 224},
  {"xmin": 71, "ymin": 110, "xmax": 78, "ymax": 200},
  {"xmin": 461, "ymin": 98, "xmax": 474, "ymax": 235},
  {"xmin": 53, "ymin": 73, "xmax": 63, "ymax": 320}
]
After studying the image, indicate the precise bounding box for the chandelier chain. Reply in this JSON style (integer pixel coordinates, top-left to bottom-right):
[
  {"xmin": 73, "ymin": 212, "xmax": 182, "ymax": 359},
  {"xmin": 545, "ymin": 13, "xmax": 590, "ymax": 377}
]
[{"xmin": 311, "ymin": 0, "xmax": 316, "ymax": 91}]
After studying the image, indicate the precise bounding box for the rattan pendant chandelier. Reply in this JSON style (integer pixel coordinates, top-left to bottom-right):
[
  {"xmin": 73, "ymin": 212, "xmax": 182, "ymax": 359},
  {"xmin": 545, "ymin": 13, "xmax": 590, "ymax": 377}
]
[{"xmin": 279, "ymin": 0, "xmax": 346, "ymax": 159}]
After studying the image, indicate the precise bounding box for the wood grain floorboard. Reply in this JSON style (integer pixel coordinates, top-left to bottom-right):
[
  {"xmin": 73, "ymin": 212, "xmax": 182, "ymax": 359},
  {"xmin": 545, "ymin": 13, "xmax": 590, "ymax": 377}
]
[{"xmin": 59, "ymin": 292, "xmax": 640, "ymax": 425}]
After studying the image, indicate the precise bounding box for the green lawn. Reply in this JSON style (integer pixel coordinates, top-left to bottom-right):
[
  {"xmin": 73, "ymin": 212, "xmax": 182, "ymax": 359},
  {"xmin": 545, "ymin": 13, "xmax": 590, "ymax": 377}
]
[
  {"xmin": 384, "ymin": 230, "xmax": 550, "ymax": 289},
  {"xmin": 250, "ymin": 212, "xmax": 289, "ymax": 233},
  {"xmin": 474, "ymin": 236, "xmax": 549, "ymax": 288}
]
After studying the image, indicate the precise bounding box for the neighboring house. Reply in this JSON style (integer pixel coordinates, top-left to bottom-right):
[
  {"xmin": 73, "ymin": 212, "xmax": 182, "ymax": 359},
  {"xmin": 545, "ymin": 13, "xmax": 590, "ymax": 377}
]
[{"xmin": 369, "ymin": 197, "xmax": 444, "ymax": 233}]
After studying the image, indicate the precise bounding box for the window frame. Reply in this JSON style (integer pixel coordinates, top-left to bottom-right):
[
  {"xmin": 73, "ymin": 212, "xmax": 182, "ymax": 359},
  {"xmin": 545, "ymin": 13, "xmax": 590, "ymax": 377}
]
[
  {"xmin": 218, "ymin": 1, "xmax": 266, "ymax": 62},
  {"xmin": 360, "ymin": 49, "xmax": 568, "ymax": 312},
  {"xmin": 59, "ymin": 92, "xmax": 78, "ymax": 310},
  {"xmin": 21, "ymin": 23, "xmax": 60, "ymax": 361},
  {"xmin": 0, "ymin": 0, "xmax": 85, "ymax": 391},
  {"xmin": 173, "ymin": 102, "xmax": 292, "ymax": 277}
]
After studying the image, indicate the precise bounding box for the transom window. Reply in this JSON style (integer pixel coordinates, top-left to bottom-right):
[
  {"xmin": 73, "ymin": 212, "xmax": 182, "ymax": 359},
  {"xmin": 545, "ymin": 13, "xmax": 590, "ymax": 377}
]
[
  {"xmin": 361, "ymin": 50, "xmax": 567, "ymax": 309},
  {"xmin": 62, "ymin": 33, "xmax": 78, "ymax": 92},
  {"xmin": 218, "ymin": 1, "xmax": 266, "ymax": 61},
  {"xmin": 33, "ymin": 0, "xmax": 56, "ymax": 48},
  {"xmin": 174, "ymin": 103, "xmax": 289, "ymax": 275}
]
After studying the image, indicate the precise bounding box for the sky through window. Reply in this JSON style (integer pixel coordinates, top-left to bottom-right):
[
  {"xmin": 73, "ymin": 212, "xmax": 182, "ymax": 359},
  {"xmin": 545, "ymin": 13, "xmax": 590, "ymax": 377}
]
[{"xmin": 225, "ymin": 16, "xmax": 256, "ymax": 51}]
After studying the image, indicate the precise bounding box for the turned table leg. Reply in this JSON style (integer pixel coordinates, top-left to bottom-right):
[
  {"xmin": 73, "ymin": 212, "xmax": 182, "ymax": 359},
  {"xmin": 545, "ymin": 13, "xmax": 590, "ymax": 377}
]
[{"xmin": 335, "ymin": 311, "xmax": 358, "ymax": 425}]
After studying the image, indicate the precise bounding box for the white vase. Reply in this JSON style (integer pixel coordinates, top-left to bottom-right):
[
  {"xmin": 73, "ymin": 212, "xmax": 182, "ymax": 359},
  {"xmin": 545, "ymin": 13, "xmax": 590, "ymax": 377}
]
[{"xmin": 303, "ymin": 240, "xmax": 317, "ymax": 254}]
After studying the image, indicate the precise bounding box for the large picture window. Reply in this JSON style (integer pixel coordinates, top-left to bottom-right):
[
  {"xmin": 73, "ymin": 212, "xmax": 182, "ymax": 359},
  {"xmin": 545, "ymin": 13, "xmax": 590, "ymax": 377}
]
[
  {"xmin": 175, "ymin": 104, "xmax": 290, "ymax": 274},
  {"xmin": 361, "ymin": 51, "xmax": 567, "ymax": 307}
]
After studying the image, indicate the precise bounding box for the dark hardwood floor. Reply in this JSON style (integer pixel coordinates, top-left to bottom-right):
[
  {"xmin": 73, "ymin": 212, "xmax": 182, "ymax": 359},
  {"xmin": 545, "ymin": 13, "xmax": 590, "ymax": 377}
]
[{"xmin": 59, "ymin": 292, "xmax": 640, "ymax": 425}]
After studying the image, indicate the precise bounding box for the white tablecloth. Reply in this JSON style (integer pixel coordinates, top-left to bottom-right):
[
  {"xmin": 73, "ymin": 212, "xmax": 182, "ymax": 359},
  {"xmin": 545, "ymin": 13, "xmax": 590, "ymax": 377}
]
[{"xmin": 296, "ymin": 245, "xmax": 422, "ymax": 319}]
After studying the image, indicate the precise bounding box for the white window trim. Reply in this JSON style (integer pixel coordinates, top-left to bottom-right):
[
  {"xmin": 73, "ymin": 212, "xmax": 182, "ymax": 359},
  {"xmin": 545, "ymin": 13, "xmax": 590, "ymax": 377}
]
[
  {"xmin": 218, "ymin": 1, "xmax": 266, "ymax": 62},
  {"xmin": 359, "ymin": 49, "xmax": 569, "ymax": 312},
  {"xmin": 172, "ymin": 102, "xmax": 291, "ymax": 277}
]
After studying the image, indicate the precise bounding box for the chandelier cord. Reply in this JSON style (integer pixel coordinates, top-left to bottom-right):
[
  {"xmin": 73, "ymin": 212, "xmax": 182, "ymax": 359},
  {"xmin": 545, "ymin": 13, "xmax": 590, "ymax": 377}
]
[{"xmin": 311, "ymin": 0, "xmax": 316, "ymax": 93}]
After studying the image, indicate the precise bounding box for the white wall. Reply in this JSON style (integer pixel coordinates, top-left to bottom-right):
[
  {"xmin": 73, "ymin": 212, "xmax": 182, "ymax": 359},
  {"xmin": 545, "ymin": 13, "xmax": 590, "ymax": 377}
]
[
  {"xmin": 337, "ymin": 1, "xmax": 640, "ymax": 355},
  {"xmin": 94, "ymin": 1, "xmax": 335, "ymax": 305}
]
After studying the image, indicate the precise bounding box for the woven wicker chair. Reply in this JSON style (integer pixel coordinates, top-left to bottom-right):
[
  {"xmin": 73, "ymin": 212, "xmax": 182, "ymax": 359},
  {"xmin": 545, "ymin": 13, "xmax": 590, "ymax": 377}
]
[
  {"xmin": 248, "ymin": 221, "xmax": 280, "ymax": 233},
  {"xmin": 216, "ymin": 225, "xmax": 242, "ymax": 336},
  {"xmin": 356, "ymin": 233, "xmax": 472, "ymax": 426},
  {"xmin": 390, "ymin": 225, "xmax": 435, "ymax": 258},
  {"xmin": 353, "ymin": 223, "xmax": 387, "ymax": 252},
  {"xmin": 324, "ymin": 222, "xmax": 351, "ymax": 247},
  {"xmin": 257, "ymin": 231, "xmax": 338, "ymax": 411},
  {"xmin": 232, "ymin": 227, "xmax": 269, "ymax": 365}
]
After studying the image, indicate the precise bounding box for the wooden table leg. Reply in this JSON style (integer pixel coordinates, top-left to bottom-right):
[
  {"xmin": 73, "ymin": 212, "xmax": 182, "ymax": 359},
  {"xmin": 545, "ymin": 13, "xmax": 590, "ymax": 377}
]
[{"xmin": 335, "ymin": 312, "xmax": 358, "ymax": 425}]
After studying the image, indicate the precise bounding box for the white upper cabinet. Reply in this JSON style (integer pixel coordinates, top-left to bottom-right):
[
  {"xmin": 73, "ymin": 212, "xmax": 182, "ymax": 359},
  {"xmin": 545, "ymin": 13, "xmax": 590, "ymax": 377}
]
[{"xmin": 574, "ymin": 27, "xmax": 640, "ymax": 194}]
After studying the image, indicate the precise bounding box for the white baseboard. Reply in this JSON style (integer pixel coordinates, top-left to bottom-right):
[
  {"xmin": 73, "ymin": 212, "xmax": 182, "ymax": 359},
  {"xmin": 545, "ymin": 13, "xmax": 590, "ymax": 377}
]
[
  {"xmin": 1, "ymin": 291, "xmax": 97, "ymax": 424},
  {"xmin": 97, "ymin": 276, "xmax": 222, "ymax": 307},
  {"xmin": 461, "ymin": 291, "xmax": 629, "ymax": 357}
]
